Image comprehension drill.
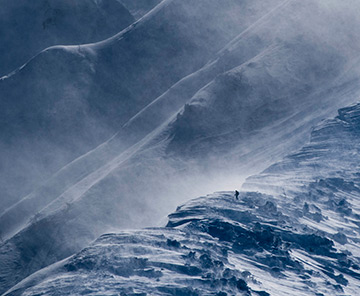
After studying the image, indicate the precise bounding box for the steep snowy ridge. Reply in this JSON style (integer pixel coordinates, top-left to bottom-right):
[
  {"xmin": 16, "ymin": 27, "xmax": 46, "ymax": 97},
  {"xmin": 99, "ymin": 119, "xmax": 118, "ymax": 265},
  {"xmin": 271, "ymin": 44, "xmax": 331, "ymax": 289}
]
[{"xmin": 6, "ymin": 103, "xmax": 360, "ymax": 295}]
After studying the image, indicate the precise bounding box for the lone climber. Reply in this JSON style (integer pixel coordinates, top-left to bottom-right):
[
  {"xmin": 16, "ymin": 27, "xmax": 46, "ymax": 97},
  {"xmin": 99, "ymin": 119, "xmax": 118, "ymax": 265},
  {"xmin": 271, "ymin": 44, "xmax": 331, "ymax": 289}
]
[{"xmin": 234, "ymin": 190, "xmax": 239, "ymax": 200}]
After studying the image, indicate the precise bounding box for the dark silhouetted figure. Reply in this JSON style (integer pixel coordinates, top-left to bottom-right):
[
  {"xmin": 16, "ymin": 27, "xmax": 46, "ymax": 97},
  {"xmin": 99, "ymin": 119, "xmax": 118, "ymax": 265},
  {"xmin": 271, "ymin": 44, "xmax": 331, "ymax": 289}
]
[{"xmin": 235, "ymin": 190, "xmax": 239, "ymax": 200}]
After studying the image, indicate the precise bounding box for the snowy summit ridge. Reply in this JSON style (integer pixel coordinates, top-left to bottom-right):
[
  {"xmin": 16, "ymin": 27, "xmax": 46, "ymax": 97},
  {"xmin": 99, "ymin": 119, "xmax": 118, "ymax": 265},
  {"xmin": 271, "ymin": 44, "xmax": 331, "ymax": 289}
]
[{"xmin": 6, "ymin": 103, "xmax": 360, "ymax": 295}]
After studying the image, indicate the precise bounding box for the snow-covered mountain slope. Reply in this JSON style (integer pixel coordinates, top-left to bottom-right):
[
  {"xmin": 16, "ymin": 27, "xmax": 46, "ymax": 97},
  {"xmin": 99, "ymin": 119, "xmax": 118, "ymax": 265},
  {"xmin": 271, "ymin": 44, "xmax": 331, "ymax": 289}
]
[
  {"xmin": 0, "ymin": 0, "xmax": 279, "ymax": 212},
  {"xmin": 0, "ymin": 0, "xmax": 134, "ymax": 77},
  {"xmin": 5, "ymin": 0, "xmax": 360, "ymax": 236},
  {"xmin": 6, "ymin": 102, "xmax": 360, "ymax": 295},
  {"xmin": 4, "ymin": 1, "xmax": 360, "ymax": 293}
]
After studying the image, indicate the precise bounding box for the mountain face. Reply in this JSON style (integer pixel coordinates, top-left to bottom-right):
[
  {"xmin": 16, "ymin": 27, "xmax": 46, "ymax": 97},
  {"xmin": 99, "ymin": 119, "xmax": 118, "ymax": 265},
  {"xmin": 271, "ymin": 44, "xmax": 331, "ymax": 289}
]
[
  {"xmin": 0, "ymin": 0, "xmax": 135, "ymax": 77},
  {"xmin": 0, "ymin": 1, "xmax": 285, "ymax": 292},
  {"xmin": 5, "ymin": 102, "xmax": 360, "ymax": 296},
  {"xmin": 2, "ymin": 1, "xmax": 360, "ymax": 295}
]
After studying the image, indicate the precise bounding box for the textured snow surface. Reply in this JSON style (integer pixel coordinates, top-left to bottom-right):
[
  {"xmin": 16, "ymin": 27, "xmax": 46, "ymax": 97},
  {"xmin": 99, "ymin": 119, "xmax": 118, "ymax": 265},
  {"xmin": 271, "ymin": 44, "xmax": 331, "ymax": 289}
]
[{"xmin": 6, "ymin": 103, "xmax": 360, "ymax": 295}]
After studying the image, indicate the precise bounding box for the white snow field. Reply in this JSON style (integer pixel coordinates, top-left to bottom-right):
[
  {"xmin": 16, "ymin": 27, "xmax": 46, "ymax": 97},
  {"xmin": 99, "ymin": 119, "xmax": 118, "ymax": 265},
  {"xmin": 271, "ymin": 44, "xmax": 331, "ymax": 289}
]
[
  {"xmin": 2, "ymin": 0, "xmax": 360, "ymax": 295},
  {"xmin": 5, "ymin": 102, "xmax": 360, "ymax": 295}
]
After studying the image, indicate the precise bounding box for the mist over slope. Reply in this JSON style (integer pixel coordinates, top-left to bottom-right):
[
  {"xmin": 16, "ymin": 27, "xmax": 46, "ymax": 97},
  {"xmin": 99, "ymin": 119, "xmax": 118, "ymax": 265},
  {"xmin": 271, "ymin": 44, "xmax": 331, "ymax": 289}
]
[
  {"xmin": 0, "ymin": 0, "xmax": 278, "ymax": 212},
  {"xmin": 0, "ymin": 0, "xmax": 134, "ymax": 77},
  {"xmin": 6, "ymin": 102, "xmax": 360, "ymax": 296}
]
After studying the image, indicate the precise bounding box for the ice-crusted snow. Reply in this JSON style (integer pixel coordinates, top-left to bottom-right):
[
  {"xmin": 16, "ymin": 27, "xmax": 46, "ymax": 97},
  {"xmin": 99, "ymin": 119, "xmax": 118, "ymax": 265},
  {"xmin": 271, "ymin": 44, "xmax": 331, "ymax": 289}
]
[{"xmin": 6, "ymin": 103, "xmax": 360, "ymax": 295}]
